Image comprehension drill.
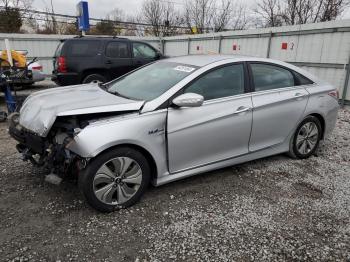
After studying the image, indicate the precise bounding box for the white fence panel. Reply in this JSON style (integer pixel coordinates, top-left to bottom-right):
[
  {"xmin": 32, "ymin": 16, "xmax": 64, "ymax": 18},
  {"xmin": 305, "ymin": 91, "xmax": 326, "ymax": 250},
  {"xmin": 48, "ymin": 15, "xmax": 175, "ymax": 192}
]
[
  {"xmin": 269, "ymin": 35, "xmax": 300, "ymax": 62},
  {"xmin": 300, "ymin": 66, "xmax": 346, "ymax": 89},
  {"xmin": 318, "ymin": 32, "xmax": 350, "ymax": 64},
  {"xmin": 165, "ymin": 41, "xmax": 188, "ymax": 56},
  {"xmin": 221, "ymin": 37, "xmax": 269, "ymax": 57},
  {"xmin": 189, "ymin": 39, "xmax": 219, "ymax": 54}
]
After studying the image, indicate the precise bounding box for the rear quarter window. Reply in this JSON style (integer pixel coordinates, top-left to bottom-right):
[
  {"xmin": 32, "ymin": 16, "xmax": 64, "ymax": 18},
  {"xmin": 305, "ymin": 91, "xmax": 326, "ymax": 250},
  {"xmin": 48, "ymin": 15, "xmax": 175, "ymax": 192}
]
[
  {"xmin": 54, "ymin": 42, "xmax": 63, "ymax": 57},
  {"xmin": 66, "ymin": 40, "xmax": 101, "ymax": 57},
  {"xmin": 294, "ymin": 71, "xmax": 314, "ymax": 85}
]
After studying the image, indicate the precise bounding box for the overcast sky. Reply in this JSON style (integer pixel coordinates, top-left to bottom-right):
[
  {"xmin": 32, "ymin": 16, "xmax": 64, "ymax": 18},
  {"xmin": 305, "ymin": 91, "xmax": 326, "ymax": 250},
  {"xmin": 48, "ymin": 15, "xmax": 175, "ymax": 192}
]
[
  {"xmin": 31, "ymin": 0, "xmax": 350, "ymax": 21},
  {"xmin": 32, "ymin": 0, "xmax": 187, "ymax": 19}
]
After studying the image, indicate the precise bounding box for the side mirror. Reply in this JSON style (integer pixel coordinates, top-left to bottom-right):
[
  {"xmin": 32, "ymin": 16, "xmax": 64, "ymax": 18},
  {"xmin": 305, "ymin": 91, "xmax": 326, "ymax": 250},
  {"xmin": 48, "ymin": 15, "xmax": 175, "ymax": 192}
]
[{"xmin": 172, "ymin": 93, "xmax": 204, "ymax": 108}]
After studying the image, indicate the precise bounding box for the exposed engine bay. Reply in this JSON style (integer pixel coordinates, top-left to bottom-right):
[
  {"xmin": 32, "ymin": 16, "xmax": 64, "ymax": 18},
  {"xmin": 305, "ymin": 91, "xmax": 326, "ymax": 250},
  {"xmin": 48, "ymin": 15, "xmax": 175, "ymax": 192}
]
[{"xmin": 8, "ymin": 111, "xmax": 130, "ymax": 181}]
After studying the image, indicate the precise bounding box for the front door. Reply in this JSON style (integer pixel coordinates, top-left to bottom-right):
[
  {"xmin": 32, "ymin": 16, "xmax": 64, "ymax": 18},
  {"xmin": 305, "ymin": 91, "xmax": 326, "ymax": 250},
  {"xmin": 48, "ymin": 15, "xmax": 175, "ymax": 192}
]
[
  {"xmin": 167, "ymin": 63, "xmax": 253, "ymax": 173},
  {"xmin": 248, "ymin": 62, "xmax": 309, "ymax": 151},
  {"xmin": 132, "ymin": 42, "xmax": 159, "ymax": 69}
]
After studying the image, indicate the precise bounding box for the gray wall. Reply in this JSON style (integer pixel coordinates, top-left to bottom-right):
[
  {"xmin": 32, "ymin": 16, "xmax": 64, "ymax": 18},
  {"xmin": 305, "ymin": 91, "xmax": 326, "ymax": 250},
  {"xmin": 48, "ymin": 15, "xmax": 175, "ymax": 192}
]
[{"xmin": 1, "ymin": 19, "xmax": 349, "ymax": 102}]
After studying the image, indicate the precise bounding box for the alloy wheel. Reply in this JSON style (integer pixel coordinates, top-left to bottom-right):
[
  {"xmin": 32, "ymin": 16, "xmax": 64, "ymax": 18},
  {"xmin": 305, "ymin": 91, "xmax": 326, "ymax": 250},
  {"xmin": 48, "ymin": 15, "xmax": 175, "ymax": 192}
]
[
  {"xmin": 296, "ymin": 122, "xmax": 319, "ymax": 155},
  {"xmin": 93, "ymin": 157, "xmax": 142, "ymax": 205}
]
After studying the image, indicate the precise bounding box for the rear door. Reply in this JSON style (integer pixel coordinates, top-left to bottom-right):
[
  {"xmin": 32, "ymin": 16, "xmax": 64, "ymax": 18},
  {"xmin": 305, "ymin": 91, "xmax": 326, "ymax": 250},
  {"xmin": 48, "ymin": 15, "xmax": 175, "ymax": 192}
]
[
  {"xmin": 132, "ymin": 42, "xmax": 159, "ymax": 69},
  {"xmin": 104, "ymin": 41, "xmax": 133, "ymax": 79},
  {"xmin": 167, "ymin": 63, "xmax": 253, "ymax": 173},
  {"xmin": 248, "ymin": 62, "xmax": 309, "ymax": 152}
]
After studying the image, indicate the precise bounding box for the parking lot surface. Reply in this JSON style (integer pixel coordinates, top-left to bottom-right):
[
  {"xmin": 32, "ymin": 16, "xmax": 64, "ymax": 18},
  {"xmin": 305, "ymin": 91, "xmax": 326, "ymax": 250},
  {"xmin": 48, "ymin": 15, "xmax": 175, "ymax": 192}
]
[{"xmin": 0, "ymin": 91, "xmax": 349, "ymax": 261}]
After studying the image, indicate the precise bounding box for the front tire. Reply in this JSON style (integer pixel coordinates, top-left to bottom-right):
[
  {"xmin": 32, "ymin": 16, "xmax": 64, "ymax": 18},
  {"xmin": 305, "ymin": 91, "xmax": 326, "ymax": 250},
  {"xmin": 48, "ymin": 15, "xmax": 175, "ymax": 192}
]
[
  {"xmin": 79, "ymin": 147, "xmax": 151, "ymax": 212},
  {"xmin": 289, "ymin": 116, "xmax": 322, "ymax": 159}
]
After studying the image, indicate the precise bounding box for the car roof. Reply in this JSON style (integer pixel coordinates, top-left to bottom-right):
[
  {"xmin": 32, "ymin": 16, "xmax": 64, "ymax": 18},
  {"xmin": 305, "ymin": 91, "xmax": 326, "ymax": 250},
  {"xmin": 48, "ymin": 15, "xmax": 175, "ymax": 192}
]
[
  {"xmin": 64, "ymin": 36, "xmax": 131, "ymax": 42},
  {"xmin": 165, "ymin": 55, "xmax": 249, "ymax": 67}
]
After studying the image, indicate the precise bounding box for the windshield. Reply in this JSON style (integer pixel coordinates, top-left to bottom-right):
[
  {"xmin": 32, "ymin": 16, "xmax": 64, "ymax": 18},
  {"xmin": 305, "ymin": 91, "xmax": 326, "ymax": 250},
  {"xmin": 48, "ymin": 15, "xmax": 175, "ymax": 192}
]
[{"xmin": 107, "ymin": 62, "xmax": 198, "ymax": 101}]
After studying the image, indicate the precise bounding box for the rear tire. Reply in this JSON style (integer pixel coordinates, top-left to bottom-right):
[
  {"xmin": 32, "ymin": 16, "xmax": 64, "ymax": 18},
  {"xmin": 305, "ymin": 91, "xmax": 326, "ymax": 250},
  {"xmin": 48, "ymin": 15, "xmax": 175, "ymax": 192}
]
[
  {"xmin": 79, "ymin": 147, "xmax": 151, "ymax": 212},
  {"xmin": 82, "ymin": 73, "xmax": 107, "ymax": 84},
  {"xmin": 288, "ymin": 116, "xmax": 322, "ymax": 159}
]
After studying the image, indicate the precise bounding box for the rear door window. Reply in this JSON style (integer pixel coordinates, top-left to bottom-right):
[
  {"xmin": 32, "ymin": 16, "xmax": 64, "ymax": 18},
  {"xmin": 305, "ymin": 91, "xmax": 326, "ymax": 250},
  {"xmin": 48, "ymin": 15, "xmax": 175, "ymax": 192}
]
[
  {"xmin": 250, "ymin": 63, "xmax": 295, "ymax": 92},
  {"xmin": 105, "ymin": 42, "xmax": 130, "ymax": 58},
  {"xmin": 67, "ymin": 40, "xmax": 101, "ymax": 57}
]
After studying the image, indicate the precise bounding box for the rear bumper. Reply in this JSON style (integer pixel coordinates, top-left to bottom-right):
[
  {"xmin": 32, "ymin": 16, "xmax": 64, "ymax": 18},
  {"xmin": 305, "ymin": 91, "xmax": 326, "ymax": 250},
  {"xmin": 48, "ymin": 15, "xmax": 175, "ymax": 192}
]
[
  {"xmin": 32, "ymin": 70, "xmax": 46, "ymax": 82},
  {"xmin": 324, "ymin": 103, "xmax": 340, "ymax": 138},
  {"xmin": 52, "ymin": 72, "xmax": 80, "ymax": 86}
]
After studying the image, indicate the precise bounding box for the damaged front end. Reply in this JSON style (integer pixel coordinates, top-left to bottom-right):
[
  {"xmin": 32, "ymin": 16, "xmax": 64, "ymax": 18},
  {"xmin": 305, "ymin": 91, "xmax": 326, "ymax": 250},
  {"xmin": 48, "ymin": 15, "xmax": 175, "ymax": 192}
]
[
  {"xmin": 9, "ymin": 113, "xmax": 88, "ymax": 182},
  {"xmin": 8, "ymin": 83, "xmax": 145, "ymax": 183}
]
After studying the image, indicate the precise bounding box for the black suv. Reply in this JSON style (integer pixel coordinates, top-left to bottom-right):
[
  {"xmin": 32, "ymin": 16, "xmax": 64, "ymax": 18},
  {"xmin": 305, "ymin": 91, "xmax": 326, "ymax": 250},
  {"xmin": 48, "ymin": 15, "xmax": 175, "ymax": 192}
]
[{"xmin": 52, "ymin": 37, "xmax": 163, "ymax": 86}]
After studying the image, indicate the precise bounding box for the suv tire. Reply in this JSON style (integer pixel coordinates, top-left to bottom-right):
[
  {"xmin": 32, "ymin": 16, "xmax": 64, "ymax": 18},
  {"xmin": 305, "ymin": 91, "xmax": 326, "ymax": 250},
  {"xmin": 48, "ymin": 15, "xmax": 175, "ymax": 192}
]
[{"xmin": 82, "ymin": 73, "xmax": 107, "ymax": 84}]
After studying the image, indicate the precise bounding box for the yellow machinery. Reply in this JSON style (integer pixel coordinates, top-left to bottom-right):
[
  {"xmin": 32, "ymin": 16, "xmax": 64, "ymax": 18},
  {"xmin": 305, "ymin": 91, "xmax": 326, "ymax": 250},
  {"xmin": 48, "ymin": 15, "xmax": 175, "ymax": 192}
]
[{"xmin": 0, "ymin": 50, "xmax": 27, "ymax": 68}]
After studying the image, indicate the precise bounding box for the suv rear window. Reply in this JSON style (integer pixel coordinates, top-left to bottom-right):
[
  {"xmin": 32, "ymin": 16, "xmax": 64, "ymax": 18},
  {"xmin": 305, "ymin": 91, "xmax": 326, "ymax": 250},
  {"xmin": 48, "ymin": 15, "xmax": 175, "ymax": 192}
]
[
  {"xmin": 105, "ymin": 42, "xmax": 130, "ymax": 58},
  {"xmin": 67, "ymin": 40, "xmax": 101, "ymax": 57}
]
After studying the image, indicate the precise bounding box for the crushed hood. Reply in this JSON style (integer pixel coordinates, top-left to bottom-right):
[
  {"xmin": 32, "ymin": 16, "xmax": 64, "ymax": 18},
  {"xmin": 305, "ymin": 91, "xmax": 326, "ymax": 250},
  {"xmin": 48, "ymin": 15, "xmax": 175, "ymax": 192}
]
[{"xmin": 19, "ymin": 83, "xmax": 144, "ymax": 136}]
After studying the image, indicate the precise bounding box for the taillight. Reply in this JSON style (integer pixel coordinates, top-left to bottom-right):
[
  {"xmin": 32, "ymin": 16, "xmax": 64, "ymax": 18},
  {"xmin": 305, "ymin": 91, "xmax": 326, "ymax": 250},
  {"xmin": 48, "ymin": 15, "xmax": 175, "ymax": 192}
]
[
  {"xmin": 328, "ymin": 90, "xmax": 339, "ymax": 100},
  {"xmin": 57, "ymin": 56, "xmax": 67, "ymax": 73},
  {"xmin": 31, "ymin": 65, "xmax": 43, "ymax": 71}
]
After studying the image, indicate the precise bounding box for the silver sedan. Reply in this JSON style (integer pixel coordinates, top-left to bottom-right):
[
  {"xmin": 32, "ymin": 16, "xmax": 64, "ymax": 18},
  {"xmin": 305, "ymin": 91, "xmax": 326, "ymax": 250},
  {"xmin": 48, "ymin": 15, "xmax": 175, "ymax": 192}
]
[{"xmin": 9, "ymin": 55, "xmax": 339, "ymax": 212}]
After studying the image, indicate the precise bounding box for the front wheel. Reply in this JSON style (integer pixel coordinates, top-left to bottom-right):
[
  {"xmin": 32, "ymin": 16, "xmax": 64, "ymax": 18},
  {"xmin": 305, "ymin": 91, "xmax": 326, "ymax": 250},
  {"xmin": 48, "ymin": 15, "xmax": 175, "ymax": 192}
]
[
  {"xmin": 289, "ymin": 116, "xmax": 322, "ymax": 159},
  {"xmin": 79, "ymin": 147, "xmax": 151, "ymax": 212}
]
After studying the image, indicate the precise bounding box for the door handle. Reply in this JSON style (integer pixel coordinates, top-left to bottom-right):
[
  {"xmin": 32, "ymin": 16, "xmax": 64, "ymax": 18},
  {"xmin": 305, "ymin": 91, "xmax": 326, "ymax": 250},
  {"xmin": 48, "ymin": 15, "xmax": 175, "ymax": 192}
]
[
  {"xmin": 234, "ymin": 106, "xmax": 251, "ymax": 114},
  {"xmin": 105, "ymin": 60, "xmax": 112, "ymax": 64}
]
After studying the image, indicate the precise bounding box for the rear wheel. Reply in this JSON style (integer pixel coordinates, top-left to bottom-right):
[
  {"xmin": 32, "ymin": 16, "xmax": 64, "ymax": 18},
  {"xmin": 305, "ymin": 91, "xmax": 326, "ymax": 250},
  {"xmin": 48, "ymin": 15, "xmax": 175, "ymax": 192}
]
[
  {"xmin": 82, "ymin": 73, "xmax": 107, "ymax": 84},
  {"xmin": 79, "ymin": 147, "xmax": 150, "ymax": 212},
  {"xmin": 289, "ymin": 116, "xmax": 322, "ymax": 159}
]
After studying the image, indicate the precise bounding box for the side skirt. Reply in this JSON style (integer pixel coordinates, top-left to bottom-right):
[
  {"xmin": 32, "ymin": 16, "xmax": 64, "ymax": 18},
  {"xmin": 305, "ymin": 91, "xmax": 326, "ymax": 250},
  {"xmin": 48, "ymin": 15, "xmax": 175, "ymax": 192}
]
[{"xmin": 154, "ymin": 143, "xmax": 289, "ymax": 186}]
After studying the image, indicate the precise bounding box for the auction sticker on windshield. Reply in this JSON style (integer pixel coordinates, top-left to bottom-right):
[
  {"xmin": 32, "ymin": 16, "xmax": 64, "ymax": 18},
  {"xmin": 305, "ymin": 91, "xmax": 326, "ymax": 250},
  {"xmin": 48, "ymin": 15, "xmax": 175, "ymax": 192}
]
[{"xmin": 174, "ymin": 65, "xmax": 195, "ymax": 73}]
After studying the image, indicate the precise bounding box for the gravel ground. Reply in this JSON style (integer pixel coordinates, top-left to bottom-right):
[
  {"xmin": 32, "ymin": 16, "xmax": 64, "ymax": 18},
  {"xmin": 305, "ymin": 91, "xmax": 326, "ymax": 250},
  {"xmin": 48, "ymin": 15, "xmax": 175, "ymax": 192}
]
[{"xmin": 0, "ymin": 103, "xmax": 349, "ymax": 261}]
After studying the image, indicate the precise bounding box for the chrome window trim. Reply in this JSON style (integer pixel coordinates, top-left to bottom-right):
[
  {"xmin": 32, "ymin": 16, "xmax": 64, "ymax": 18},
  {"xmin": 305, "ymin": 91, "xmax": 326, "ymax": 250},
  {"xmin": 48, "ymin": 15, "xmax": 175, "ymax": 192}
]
[
  {"xmin": 141, "ymin": 57, "xmax": 321, "ymax": 113},
  {"xmin": 250, "ymin": 85, "xmax": 307, "ymax": 96}
]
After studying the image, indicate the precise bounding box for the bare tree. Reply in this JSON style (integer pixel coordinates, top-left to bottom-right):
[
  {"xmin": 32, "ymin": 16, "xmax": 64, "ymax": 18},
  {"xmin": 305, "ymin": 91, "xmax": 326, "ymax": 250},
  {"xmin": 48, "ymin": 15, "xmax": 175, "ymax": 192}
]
[
  {"xmin": 139, "ymin": 0, "xmax": 183, "ymax": 36},
  {"xmin": 1, "ymin": 0, "xmax": 32, "ymax": 9},
  {"xmin": 318, "ymin": 0, "xmax": 349, "ymax": 21},
  {"xmin": 255, "ymin": 0, "xmax": 350, "ymax": 27},
  {"xmin": 254, "ymin": 0, "xmax": 283, "ymax": 27},
  {"xmin": 184, "ymin": 0, "xmax": 215, "ymax": 33},
  {"xmin": 184, "ymin": 0, "xmax": 248, "ymax": 33},
  {"xmin": 0, "ymin": 0, "xmax": 33, "ymax": 33},
  {"xmin": 212, "ymin": 0, "xmax": 232, "ymax": 31}
]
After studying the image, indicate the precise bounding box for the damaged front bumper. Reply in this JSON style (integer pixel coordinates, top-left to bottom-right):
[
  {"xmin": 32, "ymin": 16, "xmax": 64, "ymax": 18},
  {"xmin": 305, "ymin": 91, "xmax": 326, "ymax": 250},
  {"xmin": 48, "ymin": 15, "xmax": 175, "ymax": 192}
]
[
  {"xmin": 8, "ymin": 113, "xmax": 86, "ymax": 177},
  {"xmin": 8, "ymin": 113, "xmax": 45, "ymax": 162}
]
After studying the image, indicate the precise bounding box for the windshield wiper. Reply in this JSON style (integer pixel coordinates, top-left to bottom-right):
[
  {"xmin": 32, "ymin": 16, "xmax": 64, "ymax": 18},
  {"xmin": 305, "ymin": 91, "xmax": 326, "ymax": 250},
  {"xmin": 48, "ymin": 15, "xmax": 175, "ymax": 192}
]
[
  {"xmin": 109, "ymin": 90, "xmax": 133, "ymax": 100},
  {"xmin": 98, "ymin": 82, "xmax": 107, "ymax": 90},
  {"xmin": 97, "ymin": 83, "xmax": 108, "ymax": 91},
  {"xmin": 109, "ymin": 90, "xmax": 143, "ymax": 101}
]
